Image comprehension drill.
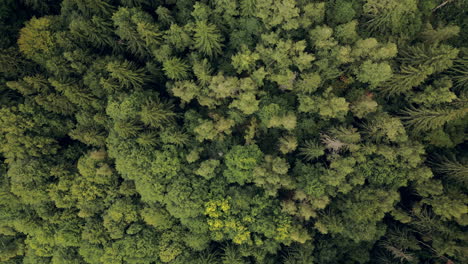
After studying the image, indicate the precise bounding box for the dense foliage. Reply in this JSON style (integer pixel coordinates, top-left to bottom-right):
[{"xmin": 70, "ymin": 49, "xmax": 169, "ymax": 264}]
[{"xmin": 0, "ymin": 0, "xmax": 467, "ymax": 263}]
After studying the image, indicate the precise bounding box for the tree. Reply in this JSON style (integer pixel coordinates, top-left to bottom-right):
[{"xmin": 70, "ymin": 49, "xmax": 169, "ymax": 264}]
[
  {"xmin": 69, "ymin": 16, "xmax": 117, "ymax": 50},
  {"xmin": 224, "ymin": 144, "xmax": 263, "ymax": 185},
  {"xmin": 112, "ymin": 7, "xmax": 159, "ymax": 57},
  {"xmin": 18, "ymin": 16, "xmax": 58, "ymax": 63},
  {"xmin": 363, "ymin": 0, "xmax": 421, "ymax": 37},
  {"xmin": 355, "ymin": 60, "xmax": 393, "ymax": 87},
  {"xmin": 193, "ymin": 20, "xmax": 223, "ymax": 57},
  {"xmin": 163, "ymin": 57, "xmax": 190, "ymax": 80},
  {"xmin": 105, "ymin": 60, "xmax": 146, "ymax": 90},
  {"xmin": 401, "ymin": 104, "xmax": 468, "ymax": 132}
]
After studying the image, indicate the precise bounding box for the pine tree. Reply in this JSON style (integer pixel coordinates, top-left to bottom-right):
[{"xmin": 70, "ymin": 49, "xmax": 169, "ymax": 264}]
[
  {"xmin": 69, "ymin": 16, "xmax": 117, "ymax": 50},
  {"xmin": 69, "ymin": 0, "xmax": 115, "ymax": 16},
  {"xmin": 18, "ymin": 16, "xmax": 57, "ymax": 62},
  {"xmin": 139, "ymin": 98, "xmax": 176, "ymax": 128},
  {"xmin": 240, "ymin": 0, "xmax": 256, "ymax": 17},
  {"xmin": 120, "ymin": 0, "xmax": 151, "ymax": 8},
  {"xmin": 398, "ymin": 44, "xmax": 459, "ymax": 73},
  {"xmin": 433, "ymin": 156, "xmax": 468, "ymax": 185},
  {"xmin": 421, "ymin": 24, "xmax": 460, "ymax": 44},
  {"xmin": 401, "ymin": 104, "xmax": 468, "ymax": 132},
  {"xmin": 136, "ymin": 21, "xmax": 162, "ymax": 48},
  {"xmin": 380, "ymin": 65, "xmax": 433, "ymax": 96},
  {"xmin": 106, "ymin": 60, "xmax": 146, "ymax": 89},
  {"xmin": 192, "ymin": 58, "xmax": 213, "ymax": 86},
  {"xmin": 112, "ymin": 7, "xmax": 155, "ymax": 57},
  {"xmin": 193, "ymin": 21, "xmax": 223, "ymax": 57},
  {"xmin": 114, "ymin": 119, "xmax": 142, "ymax": 138},
  {"xmin": 450, "ymin": 56, "xmax": 468, "ymax": 90},
  {"xmin": 221, "ymin": 244, "xmax": 245, "ymax": 264},
  {"xmin": 279, "ymin": 135, "xmax": 298, "ymax": 154},
  {"xmin": 363, "ymin": 0, "xmax": 421, "ymax": 36},
  {"xmin": 69, "ymin": 125, "xmax": 107, "ymax": 146},
  {"xmin": 163, "ymin": 57, "xmax": 190, "ymax": 80},
  {"xmin": 155, "ymin": 6, "xmax": 174, "ymax": 26},
  {"xmin": 136, "ymin": 130, "xmax": 159, "ymax": 147},
  {"xmin": 299, "ymin": 140, "xmax": 325, "ymax": 161}
]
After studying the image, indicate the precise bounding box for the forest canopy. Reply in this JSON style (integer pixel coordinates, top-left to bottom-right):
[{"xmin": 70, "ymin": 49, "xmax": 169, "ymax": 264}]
[{"xmin": 0, "ymin": 0, "xmax": 467, "ymax": 263}]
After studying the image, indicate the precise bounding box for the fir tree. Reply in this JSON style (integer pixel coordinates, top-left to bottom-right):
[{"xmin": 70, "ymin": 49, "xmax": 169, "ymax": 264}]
[
  {"xmin": 106, "ymin": 60, "xmax": 146, "ymax": 89},
  {"xmin": 193, "ymin": 20, "xmax": 223, "ymax": 57},
  {"xmin": 401, "ymin": 104, "xmax": 468, "ymax": 132},
  {"xmin": 139, "ymin": 98, "xmax": 176, "ymax": 128},
  {"xmin": 163, "ymin": 57, "xmax": 190, "ymax": 80}
]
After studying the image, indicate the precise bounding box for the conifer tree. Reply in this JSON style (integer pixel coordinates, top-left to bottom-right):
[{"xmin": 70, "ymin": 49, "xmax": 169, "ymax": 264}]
[
  {"xmin": 106, "ymin": 60, "xmax": 146, "ymax": 89},
  {"xmin": 69, "ymin": 16, "xmax": 117, "ymax": 49},
  {"xmin": 65, "ymin": 0, "xmax": 115, "ymax": 16},
  {"xmin": 18, "ymin": 16, "xmax": 57, "ymax": 63},
  {"xmin": 193, "ymin": 20, "xmax": 223, "ymax": 57},
  {"xmin": 139, "ymin": 98, "xmax": 176, "ymax": 128},
  {"xmin": 163, "ymin": 57, "xmax": 190, "ymax": 80},
  {"xmin": 112, "ymin": 7, "xmax": 156, "ymax": 57},
  {"xmin": 401, "ymin": 104, "xmax": 468, "ymax": 132}
]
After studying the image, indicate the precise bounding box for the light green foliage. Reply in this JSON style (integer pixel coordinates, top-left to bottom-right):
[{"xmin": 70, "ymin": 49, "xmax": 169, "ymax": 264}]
[
  {"xmin": 352, "ymin": 38, "xmax": 398, "ymax": 60},
  {"xmin": 258, "ymin": 103, "xmax": 297, "ymax": 130},
  {"xmin": 141, "ymin": 205, "xmax": 174, "ymax": 231},
  {"xmin": 193, "ymin": 20, "xmax": 223, "ymax": 57},
  {"xmin": 329, "ymin": 0, "xmax": 356, "ymax": 24},
  {"xmin": 192, "ymin": 114, "xmax": 235, "ymax": 142},
  {"xmin": 208, "ymin": 74, "xmax": 239, "ymax": 99},
  {"xmin": 294, "ymin": 72, "xmax": 322, "ymax": 94},
  {"xmin": 334, "ymin": 20, "xmax": 359, "ymax": 44},
  {"xmin": 356, "ymin": 60, "xmax": 393, "ymax": 87},
  {"xmin": 224, "ymin": 145, "xmax": 263, "ymax": 185},
  {"xmin": 18, "ymin": 16, "xmax": 57, "ymax": 62},
  {"xmin": 163, "ymin": 57, "xmax": 190, "ymax": 80},
  {"xmin": 195, "ymin": 159, "xmax": 220, "ymax": 180},
  {"xmin": 309, "ymin": 26, "xmax": 336, "ymax": 49},
  {"xmin": 139, "ymin": 98, "xmax": 176, "ymax": 128},
  {"xmin": 278, "ymin": 135, "xmax": 298, "ymax": 154},
  {"xmin": 298, "ymin": 89, "xmax": 349, "ymax": 119},
  {"xmin": 229, "ymin": 93, "xmax": 259, "ymax": 115},
  {"xmin": 255, "ymin": 0, "xmax": 300, "ymax": 30},
  {"xmin": 365, "ymin": 114, "xmax": 408, "ymax": 143},
  {"xmin": 363, "ymin": 0, "xmax": 421, "ymax": 36},
  {"xmin": 350, "ymin": 94, "xmax": 378, "ymax": 118},
  {"xmin": 410, "ymin": 78, "xmax": 457, "ymax": 106},
  {"xmin": 300, "ymin": 2, "xmax": 325, "ymax": 28},
  {"xmin": 231, "ymin": 47, "xmax": 260, "ymax": 73},
  {"xmin": 112, "ymin": 7, "xmax": 161, "ymax": 57},
  {"xmin": 106, "ymin": 60, "xmax": 146, "ymax": 89},
  {"xmin": 2, "ymin": 1, "xmax": 467, "ymax": 263},
  {"xmin": 253, "ymin": 155, "xmax": 292, "ymax": 195},
  {"xmin": 170, "ymin": 80, "xmax": 200, "ymax": 103},
  {"xmin": 421, "ymin": 24, "xmax": 460, "ymax": 44}
]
